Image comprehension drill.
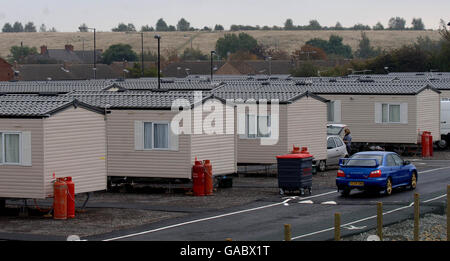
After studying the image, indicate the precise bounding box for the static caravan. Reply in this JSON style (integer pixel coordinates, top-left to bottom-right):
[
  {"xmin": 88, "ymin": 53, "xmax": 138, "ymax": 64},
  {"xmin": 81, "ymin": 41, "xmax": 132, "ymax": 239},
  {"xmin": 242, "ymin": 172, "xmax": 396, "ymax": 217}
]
[
  {"xmin": 0, "ymin": 95, "xmax": 107, "ymax": 199},
  {"xmin": 212, "ymin": 86, "xmax": 328, "ymax": 166},
  {"xmin": 307, "ymin": 81, "xmax": 441, "ymax": 153},
  {"xmin": 70, "ymin": 91, "xmax": 237, "ymax": 182}
]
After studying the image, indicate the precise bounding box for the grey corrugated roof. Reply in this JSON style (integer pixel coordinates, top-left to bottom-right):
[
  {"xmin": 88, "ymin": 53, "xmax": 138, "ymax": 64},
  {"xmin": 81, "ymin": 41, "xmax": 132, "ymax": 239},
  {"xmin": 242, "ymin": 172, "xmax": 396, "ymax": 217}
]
[
  {"xmin": 0, "ymin": 94, "xmax": 74, "ymax": 117},
  {"xmin": 67, "ymin": 90, "xmax": 214, "ymax": 109},
  {"xmin": 0, "ymin": 80, "xmax": 112, "ymax": 94}
]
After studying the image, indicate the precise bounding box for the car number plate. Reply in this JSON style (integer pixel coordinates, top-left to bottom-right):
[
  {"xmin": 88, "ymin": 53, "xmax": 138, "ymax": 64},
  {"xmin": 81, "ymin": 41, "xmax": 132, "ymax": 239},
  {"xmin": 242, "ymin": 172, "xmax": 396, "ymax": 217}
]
[{"xmin": 349, "ymin": 181, "xmax": 364, "ymax": 186}]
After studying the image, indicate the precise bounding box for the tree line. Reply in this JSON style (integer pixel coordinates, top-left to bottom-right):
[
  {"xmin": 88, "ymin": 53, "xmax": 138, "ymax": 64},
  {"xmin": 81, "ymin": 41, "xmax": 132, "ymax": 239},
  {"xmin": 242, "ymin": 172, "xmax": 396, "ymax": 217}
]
[
  {"xmin": 1, "ymin": 17, "xmax": 428, "ymax": 33},
  {"xmin": 2, "ymin": 21, "xmax": 57, "ymax": 32}
]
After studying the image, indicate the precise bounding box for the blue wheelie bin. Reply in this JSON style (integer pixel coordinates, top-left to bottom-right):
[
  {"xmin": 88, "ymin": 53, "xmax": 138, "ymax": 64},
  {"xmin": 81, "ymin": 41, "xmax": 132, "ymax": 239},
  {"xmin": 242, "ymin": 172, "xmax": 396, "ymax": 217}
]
[{"xmin": 276, "ymin": 146, "xmax": 313, "ymax": 196}]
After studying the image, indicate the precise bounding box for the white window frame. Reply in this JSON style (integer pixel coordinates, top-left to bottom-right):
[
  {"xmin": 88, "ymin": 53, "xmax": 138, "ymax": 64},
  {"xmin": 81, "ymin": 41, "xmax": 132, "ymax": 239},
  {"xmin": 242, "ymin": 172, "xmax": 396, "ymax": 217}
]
[
  {"xmin": 245, "ymin": 114, "xmax": 272, "ymax": 139},
  {"xmin": 143, "ymin": 121, "xmax": 171, "ymax": 151},
  {"xmin": 0, "ymin": 131, "xmax": 22, "ymax": 165},
  {"xmin": 381, "ymin": 103, "xmax": 401, "ymax": 124}
]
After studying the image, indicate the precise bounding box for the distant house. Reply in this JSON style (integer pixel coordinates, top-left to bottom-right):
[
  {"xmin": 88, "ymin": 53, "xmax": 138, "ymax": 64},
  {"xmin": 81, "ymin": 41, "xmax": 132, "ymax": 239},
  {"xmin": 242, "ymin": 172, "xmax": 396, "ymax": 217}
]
[
  {"xmin": 0, "ymin": 58, "xmax": 14, "ymax": 81},
  {"xmin": 26, "ymin": 44, "xmax": 102, "ymax": 64},
  {"xmin": 215, "ymin": 60, "xmax": 296, "ymax": 75},
  {"xmin": 162, "ymin": 61, "xmax": 226, "ymax": 78},
  {"xmin": 13, "ymin": 64, "xmax": 121, "ymax": 81}
]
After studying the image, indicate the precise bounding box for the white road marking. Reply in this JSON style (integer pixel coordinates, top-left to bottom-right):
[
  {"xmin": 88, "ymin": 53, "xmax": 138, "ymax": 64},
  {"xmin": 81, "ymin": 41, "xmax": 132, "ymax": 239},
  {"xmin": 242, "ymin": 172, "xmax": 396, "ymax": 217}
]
[
  {"xmin": 321, "ymin": 201, "xmax": 337, "ymax": 205},
  {"xmin": 101, "ymin": 190, "xmax": 338, "ymax": 241},
  {"xmin": 291, "ymin": 193, "xmax": 446, "ymax": 240},
  {"xmin": 343, "ymin": 225, "xmax": 367, "ymax": 230},
  {"xmin": 101, "ymin": 166, "xmax": 449, "ymax": 242},
  {"xmin": 299, "ymin": 200, "xmax": 314, "ymax": 204}
]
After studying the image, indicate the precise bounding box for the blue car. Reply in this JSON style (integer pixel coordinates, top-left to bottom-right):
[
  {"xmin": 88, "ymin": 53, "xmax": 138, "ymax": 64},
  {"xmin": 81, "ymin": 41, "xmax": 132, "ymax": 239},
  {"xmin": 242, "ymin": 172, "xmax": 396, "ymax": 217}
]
[{"xmin": 336, "ymin": 151, "xmax": 417, "ymax": 196}]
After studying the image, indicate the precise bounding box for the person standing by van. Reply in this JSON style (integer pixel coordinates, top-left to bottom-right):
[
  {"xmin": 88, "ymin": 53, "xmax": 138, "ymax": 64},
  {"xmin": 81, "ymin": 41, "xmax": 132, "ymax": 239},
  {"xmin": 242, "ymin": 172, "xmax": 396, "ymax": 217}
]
[{"xmin": 343, "ymin": 128, "xmax": 352, "ymax": 156}]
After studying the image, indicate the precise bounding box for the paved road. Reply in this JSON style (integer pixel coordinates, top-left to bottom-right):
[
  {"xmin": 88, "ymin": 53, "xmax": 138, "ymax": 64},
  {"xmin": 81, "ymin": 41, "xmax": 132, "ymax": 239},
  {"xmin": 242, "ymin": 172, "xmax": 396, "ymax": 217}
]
[{"xmin": 87, "ymin": 159, "xmax": 450, "ymax": 241}]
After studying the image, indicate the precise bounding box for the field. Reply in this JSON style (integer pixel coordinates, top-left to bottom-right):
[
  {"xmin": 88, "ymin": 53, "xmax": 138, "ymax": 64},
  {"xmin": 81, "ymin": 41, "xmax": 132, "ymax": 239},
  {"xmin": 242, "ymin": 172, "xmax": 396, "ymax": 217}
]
[{"xmin": 0, "ymin": 30, "xmax": 441, "ymax": 59}]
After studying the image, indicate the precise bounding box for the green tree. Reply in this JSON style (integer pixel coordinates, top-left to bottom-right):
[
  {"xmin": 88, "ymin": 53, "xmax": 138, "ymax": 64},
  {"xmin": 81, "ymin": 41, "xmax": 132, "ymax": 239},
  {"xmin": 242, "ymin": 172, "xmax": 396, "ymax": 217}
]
[
  {"xmin": 180, "ymin": 48, "xmax": 208, "ymax": 60},
  {"xmin": 12, "ymin": 22, "xmax": 24, "ymax": 32},
  {"xmin": 352, "ymin": 23, "xmax": 371, "ymax": 30},
  {"xmin": 284, "ymin": 19, "xmax": 295, "ymax": 30},
  {"xmin": 411, "ymin": 18, "xmax": 425, "ymax": 30},
  {"xmin": 156, "ymin": 18, "xmax": 168, "ymax": 31},
  {"xmin": 214, "ymin": 24, "xmax": 224, "ymax": 31},
  {"xmin": 290, "ymin": 62, "xmax": 318, "ymax": 77},
  {"xmin": 78, "ymin": 23, "xmax": 88, "ymax": 32},
  {"xmin": 2, "ymin": 23, "xmax": 13, "ymax": 32},
  {"xmin": 39, "ymin": 24, "xmax": 47, "ymax": 32},
  {"xmin": 373, "ymin": 22, "xmax": 384, "ymax": 30},
  {"xmin": 334, "ymin": 22, "xmax": 344, "ymax": 30},
  {"xmin": 8, "ymin": 45, "xmax": 38, "ymax": 63},
  {"xmin": 102, "ymin": 44, "xmax": 138, "ymax": 64},
  {"xmin": 215, "ymin": 32, "xmax": 258, "ymax": 58},
  {"xmin": 306, "ymin": 35, "xmax": 353, "ymax": 58},
  {"xmin": 112, "ymin": 23, "xmax": 135, "ymax": 32},
  {"xmin": 355, "ymin": 32, "xmax": 380, "ymax": 58},
  {"xmin": 127, "ymin": 63, "xmax": 158, "ymax": 78},
  {"xmin": 388, "ymin": 17, "xmax": 406, "ymax": 30},
  {"xmin": 307, "ymin": 20, "xmax": 322, "ymax": 30},
  {"xmin": 141, "ymin": 25, "xmax": 154, "ymax": 32},
  {"xmin": 24, "ymin": 22, "xmax": 36, "ymax": 32},
  {"xmin": 177, "ymin": 18, "xmax": 190, "ymax": 31}
]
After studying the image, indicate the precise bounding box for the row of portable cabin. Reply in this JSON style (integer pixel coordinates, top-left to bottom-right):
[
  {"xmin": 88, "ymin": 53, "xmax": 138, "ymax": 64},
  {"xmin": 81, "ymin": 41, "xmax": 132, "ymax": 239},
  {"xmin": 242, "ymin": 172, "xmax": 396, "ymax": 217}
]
[{"xmin": 0, "ymin": 76, "xmax": 446, "ymax": 199}]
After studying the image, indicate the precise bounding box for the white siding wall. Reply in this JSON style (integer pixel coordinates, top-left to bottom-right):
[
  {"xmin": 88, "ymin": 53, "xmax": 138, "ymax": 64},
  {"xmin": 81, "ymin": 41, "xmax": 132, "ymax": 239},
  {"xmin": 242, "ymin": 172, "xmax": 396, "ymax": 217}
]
[
  {"xmin": 191, "ymin": 103, "xmax": 237, "ymax": 175},
  {"xmin": 43, "ymin": 107, "xmax": 106, "ymax": 196},
  {"xmin": 287, "ymin": 97, "xmax": 327, "ymax": 161},
  {"xmin": 0, "ymin": 119, "xmax": 45, "ymax": 199},
  {"xmin": 416, "ymin": 89, "xmax": 441, "ymax": 140},
  {"xmin": 106, "ymin": 110, "xmax": 192, "ymax": 179},
  {"xmin": 236, "ymin": 105, "xmax": 288, "ymax": 164},
  {"xmin": 320, "ymin": 94, "xmax": 418, "ymax": 144}
]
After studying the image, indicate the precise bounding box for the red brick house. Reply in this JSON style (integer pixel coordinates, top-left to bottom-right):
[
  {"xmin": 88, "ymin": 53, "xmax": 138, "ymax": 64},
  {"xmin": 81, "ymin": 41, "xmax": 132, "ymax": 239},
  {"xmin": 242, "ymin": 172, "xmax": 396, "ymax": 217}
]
[{"xmin": 0, "ymin": 58, "xmax": 14, "ymax": 81}]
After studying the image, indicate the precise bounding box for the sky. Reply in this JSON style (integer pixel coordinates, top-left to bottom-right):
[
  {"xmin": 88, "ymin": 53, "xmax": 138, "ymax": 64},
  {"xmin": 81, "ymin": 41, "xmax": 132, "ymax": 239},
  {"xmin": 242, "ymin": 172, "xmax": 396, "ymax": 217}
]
[{"xmin": 0, "ymin": 0, "xmax": 449, "ymax": 32}]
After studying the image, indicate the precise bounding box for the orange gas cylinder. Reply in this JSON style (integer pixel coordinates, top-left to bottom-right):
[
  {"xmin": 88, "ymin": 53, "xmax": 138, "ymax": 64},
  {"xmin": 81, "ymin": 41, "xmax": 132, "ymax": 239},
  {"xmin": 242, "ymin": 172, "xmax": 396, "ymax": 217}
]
[
  {"xmin": 192, "ymin": 159, "xmax": 205, "ymax": 196},
  {"xmin": 53, "ymin": 178, "xmax": 68, "ymax": 220},
  {"xmin": 203, "ymin": 160, "xmax": 213, "ymax": 195},
  {"xmin": 64, "ymin": 177, "xmax": 75, "ymax": 218}
]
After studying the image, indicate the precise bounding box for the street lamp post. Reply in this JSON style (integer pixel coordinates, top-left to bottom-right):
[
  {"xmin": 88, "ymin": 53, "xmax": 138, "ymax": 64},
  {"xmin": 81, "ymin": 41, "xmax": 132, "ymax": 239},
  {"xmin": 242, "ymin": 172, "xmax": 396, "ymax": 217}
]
[
  {"xmin": 87, "ymin": 27, "xmax": 96, "ymax": 79},
  {"xmin": 141, "ymin": 32, "xmax": 144, "ymax": 77},
  {"xmin": 154, "ymin": 35, "xmax": 161, "ymax": 89},
  {"xmin": 210, "ymin": 51, "xmax": 216, "ymax": 82}
]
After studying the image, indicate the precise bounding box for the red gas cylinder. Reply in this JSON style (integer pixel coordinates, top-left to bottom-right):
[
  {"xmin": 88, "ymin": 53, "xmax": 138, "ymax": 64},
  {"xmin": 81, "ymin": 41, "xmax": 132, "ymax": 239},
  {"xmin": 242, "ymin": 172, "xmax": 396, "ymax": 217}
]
[
  {"xmin": 291, "ymin": 145, "xmax": 301, "ymax": 154},
  {"xmin": 203, "ymin": 160, "xmax": 213, "ymax": 196},
  {"xmin": 53, "ymin": 178, "xmax": 68, "ymax": 220},
  {"xmin": 64, "ymin": 177, "xmax": 75, "ymax": 218},
  {"xmin": 192, "ymin": 159, "xmax": 205, "ymax": 196},
  {"xmin": 422, "ymin": 131, "xmax": 431, "ymax": 157}
]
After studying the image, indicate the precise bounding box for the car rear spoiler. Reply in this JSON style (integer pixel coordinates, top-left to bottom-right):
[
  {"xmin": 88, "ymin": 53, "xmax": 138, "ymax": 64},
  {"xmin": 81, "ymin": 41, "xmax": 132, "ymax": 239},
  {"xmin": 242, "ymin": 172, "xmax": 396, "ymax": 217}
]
[{"xmin": 339, "ymin": 158, "xmax": 380, "ymax": 167}]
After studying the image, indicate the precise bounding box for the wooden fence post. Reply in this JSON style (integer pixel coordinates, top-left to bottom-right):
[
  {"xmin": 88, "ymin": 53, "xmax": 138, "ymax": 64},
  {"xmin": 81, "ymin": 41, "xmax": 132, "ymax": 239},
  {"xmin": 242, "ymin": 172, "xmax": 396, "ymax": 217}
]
[
  {"xmin": 284, "ymin": 224, "xmax": 291, "ymax": 241},
  {"xmin": 414, "ymin": 193, "xmax": 420, "ymax": 241},
  {"xmin": 447, "ymin": 185, "xmax": 450, "ymax": 241},
  {"xmin": 377, "ymin": 202, "xmax": 383, "ymax": 241},
  {"xmin": 335, "ymin": 213, "xmax": 341, "ymax": 241}
]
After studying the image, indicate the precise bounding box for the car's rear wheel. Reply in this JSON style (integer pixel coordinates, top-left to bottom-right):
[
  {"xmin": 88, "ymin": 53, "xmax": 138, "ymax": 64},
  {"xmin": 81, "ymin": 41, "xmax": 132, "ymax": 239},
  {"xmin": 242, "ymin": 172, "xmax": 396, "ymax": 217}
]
[
  {"xmin": 385, "ymin": 178, "xmax": 393, "ymax": 196},
  {"xmin": 341, "ymin": 188, "xmax": 351, "ymax": 197},
  {"xmin": 409, "ymin": 172, "xmax": 417, "ymax": 190},
  {"xmin": 318, "ymin": 160, "xmax": 326, "ymax": 172}
]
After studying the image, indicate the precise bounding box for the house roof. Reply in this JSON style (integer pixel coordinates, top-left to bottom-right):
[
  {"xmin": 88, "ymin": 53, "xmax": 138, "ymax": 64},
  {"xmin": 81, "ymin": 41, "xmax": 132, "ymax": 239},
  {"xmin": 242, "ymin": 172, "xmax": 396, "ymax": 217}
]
[
  {"xmin": 162, "ymin": 61, "xmax": 226, "ymax": 77},
  {"xmin": 14, "ymin": 64, "xmax": 121, "ymax": 81},
  {"xmin": 0, "ymin": 80, "xmax": 112, "ymax": 94},
  {"xmin": 0, "ymin": 94, "xmax": 104, "ymax": 117}
]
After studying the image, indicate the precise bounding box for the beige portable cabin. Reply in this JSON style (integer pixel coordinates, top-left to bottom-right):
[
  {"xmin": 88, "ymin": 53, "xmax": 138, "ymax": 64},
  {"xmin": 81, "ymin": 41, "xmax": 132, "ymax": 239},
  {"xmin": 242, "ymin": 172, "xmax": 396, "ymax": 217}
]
[
  {"xmin": 70, "ymin": 91, "xmax": 237, "ymax": 180},
  {"xmin": 0, "ymin": 95, "xmax": 107, "ymax": 199},
  {"xmin": 212, "ymin": 87, "xmax": 328, "ymax": 165},
  {"xmin": 309, "ymin": 81, "xmax": 442, "ymax": 144}
]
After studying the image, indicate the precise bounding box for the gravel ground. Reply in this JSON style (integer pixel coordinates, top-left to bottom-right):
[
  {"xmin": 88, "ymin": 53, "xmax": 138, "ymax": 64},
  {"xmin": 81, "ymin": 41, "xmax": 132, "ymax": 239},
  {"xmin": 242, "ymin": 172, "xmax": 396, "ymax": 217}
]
[{"xmin": 344, "ymin": 213, "xmax": 448, "ymax": 241}]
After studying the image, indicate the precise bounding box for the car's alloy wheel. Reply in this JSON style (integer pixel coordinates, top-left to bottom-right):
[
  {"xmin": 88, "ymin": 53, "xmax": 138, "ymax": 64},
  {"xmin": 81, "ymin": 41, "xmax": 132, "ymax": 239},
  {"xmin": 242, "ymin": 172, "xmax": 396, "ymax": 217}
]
[
  {"xmin": 318, "ymin": 160, "xmax": 326, "ymax": 172},
  {"xmin": 385, "ymin": 178, "xmax": 393, "ymax": 196},
  {"xmin": 410, "ymin": 172, "xmax": 417, "ymax": 190}
]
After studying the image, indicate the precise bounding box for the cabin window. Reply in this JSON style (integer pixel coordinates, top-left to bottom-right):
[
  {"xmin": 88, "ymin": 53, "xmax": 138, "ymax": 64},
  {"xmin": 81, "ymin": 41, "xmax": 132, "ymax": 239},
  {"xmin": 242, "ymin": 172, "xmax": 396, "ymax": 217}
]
[
  {"xmin": 143, "ymin": 122, "xmax": 169, "ymax": 149},
  {"xmin": 1, "ymin": 132, "xmax": 21, "ymax": 164},
  {"xmin": 246, "ymin": 114, "xmax": 271, "ymax": 138},
  {"xmin": 327, "ymin": 101, "xmax": 335, "ymax": 122},
  {"xmin": 382, "ymin": 104, "xmax": 400, "ymax": 123}
]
